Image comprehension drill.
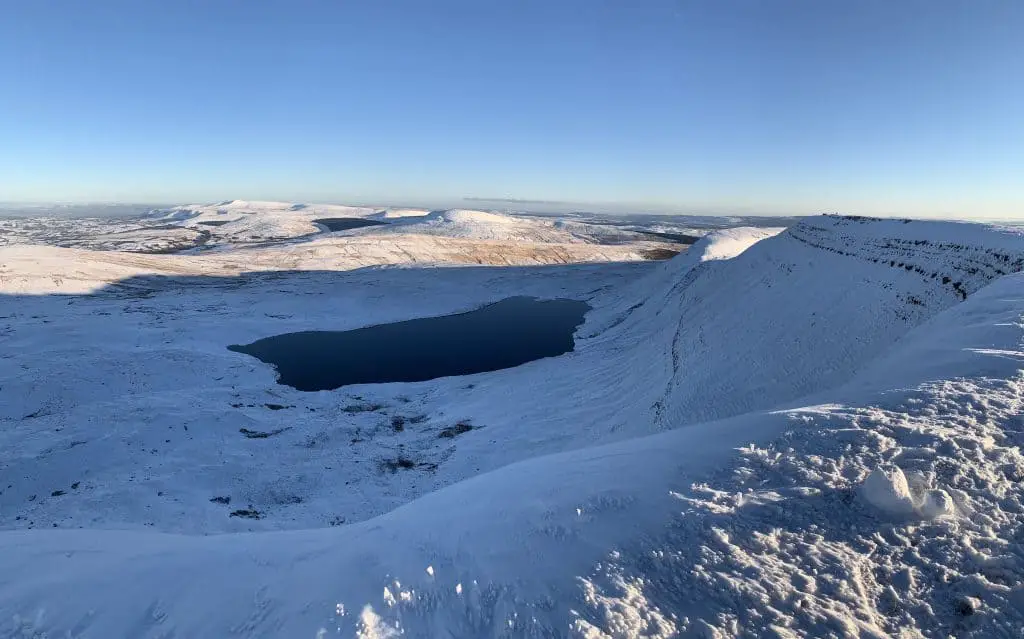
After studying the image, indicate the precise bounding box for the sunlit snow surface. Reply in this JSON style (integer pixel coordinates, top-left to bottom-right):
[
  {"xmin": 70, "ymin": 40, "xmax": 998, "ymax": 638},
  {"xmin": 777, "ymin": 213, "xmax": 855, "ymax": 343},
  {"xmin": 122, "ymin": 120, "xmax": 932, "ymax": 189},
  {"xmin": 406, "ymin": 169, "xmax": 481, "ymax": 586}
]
[{"xmin": 2, "ymin": 208, "xmax": 1024, "ymax": 637}]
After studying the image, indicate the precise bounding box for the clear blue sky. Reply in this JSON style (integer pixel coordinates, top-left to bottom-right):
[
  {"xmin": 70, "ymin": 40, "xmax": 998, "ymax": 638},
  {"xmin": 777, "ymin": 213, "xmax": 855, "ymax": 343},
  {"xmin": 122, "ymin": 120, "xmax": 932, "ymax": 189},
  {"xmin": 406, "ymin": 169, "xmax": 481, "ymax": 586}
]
[{"xmin": 1, "ymin": 1, "xmax": 1021, "ymax": 217}]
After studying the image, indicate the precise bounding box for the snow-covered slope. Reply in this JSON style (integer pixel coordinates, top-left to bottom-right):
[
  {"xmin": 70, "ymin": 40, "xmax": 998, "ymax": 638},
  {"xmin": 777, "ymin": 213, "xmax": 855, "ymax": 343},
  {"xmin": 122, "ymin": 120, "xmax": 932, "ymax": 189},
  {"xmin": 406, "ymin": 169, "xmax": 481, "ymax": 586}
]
[
  {"xmin": 579, "ymin": 216, "xmax": 1024, "ymax": 427},
  {"xmin": 2, "ymin": 215, "xmax": 1024, "ymax": 637},
  {"xmin": 0, "ymin": 234, "xmax": 668, "ymax": 295}
]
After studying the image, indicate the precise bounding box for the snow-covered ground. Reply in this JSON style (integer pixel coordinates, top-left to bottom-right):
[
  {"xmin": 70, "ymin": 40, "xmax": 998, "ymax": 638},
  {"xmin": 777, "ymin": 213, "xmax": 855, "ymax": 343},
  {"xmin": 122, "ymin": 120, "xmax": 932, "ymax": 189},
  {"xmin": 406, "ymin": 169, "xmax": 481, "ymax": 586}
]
[
  {"xmin": 1, "ymin": 214, "xmax": 1024, "ymax": 637},
  {"xmin": 0, "ymin": 217, "xmax": 206, "ymax": 253}
]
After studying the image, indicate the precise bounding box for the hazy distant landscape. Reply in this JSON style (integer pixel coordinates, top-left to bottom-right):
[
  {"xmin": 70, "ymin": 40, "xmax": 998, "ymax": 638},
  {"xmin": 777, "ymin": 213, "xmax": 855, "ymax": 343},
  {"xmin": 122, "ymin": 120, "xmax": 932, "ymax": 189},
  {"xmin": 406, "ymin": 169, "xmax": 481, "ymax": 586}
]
[{"xmin": 0, "ymin": 200, "xmax": 798, "ymax": 252}]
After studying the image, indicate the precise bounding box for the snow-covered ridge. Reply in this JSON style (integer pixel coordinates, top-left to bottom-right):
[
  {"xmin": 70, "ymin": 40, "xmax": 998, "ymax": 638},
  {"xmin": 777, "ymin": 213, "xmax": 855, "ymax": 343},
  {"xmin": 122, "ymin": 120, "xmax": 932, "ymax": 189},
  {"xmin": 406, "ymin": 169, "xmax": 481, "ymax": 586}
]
[
  {"xmin": 578, "ymin": 216, "xmax": 1024, "ymax": 430},
  {"xmin": 792, "ymin": 215, "xmax": 1024, "ymax": 299}
]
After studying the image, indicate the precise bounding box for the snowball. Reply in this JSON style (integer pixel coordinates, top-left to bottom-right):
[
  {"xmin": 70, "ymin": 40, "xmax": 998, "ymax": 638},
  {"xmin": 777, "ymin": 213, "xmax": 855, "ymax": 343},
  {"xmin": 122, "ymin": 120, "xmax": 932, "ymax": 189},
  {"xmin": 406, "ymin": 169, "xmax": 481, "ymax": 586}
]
[
  {"xmin": 861, "ymin": 466, "xmax": 915, "ymax": 516},
  {"xmin": 919, "ymin": 488, "xmax": 954, "ymax": 519}
]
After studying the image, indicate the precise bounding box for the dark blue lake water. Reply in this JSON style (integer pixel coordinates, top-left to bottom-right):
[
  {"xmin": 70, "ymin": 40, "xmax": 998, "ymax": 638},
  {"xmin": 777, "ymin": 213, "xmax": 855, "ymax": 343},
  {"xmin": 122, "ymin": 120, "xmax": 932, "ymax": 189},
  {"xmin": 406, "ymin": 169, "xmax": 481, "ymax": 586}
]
[
  {"xmin": 228, "ymin": 297, "xmax": 590, "ymax": 391},
  {"xmin": 313, "ymin": 218, "xmax": 388, "ymax": 231}
]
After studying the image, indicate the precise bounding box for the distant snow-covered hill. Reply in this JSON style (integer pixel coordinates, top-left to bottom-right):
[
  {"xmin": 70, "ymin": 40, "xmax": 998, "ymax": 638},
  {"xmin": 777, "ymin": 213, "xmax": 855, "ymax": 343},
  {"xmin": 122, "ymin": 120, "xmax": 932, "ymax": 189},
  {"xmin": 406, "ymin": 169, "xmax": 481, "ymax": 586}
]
[
  {"xmin": 155, "ymin": 199, "xmax": 379, "ymax": 245},
  {"xmin": 163, "ymin": 201, "xmax": 681, "ymax": 248},
  {"xmin": 365, "ymin": 208, "xmax": 584, "ymax": 243},
  {"xmin": 0, "ymin": 200, "xmax": 686, "ymax": 265}
]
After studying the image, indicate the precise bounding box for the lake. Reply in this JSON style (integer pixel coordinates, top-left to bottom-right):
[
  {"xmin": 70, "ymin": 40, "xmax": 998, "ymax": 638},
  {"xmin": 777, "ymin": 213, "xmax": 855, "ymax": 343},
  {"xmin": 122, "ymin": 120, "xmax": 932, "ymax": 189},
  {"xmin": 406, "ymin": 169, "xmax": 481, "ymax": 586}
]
[
  {"xmin": 228, "ymin": 297, "xmax": 591, "ymax": 391},
  {"xmin": 313, "ymin": 218, "xmax": 389, "ymax": 232}
]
